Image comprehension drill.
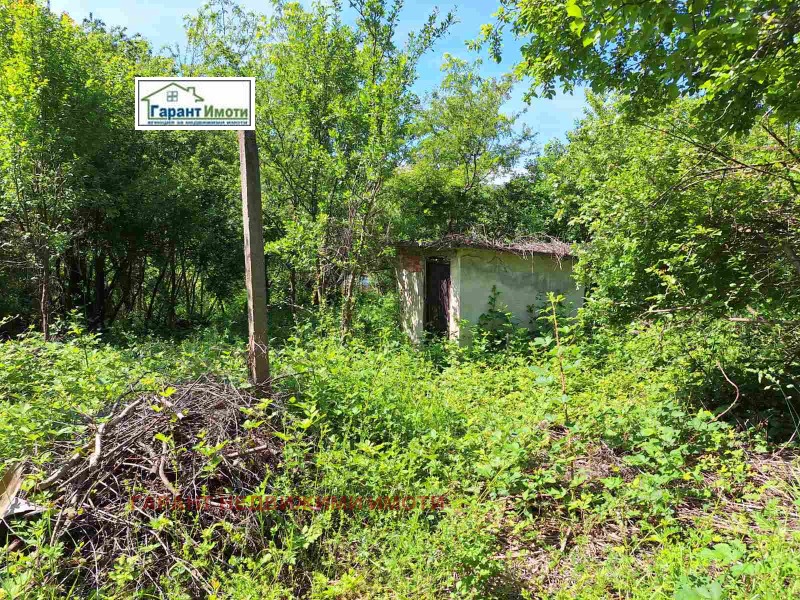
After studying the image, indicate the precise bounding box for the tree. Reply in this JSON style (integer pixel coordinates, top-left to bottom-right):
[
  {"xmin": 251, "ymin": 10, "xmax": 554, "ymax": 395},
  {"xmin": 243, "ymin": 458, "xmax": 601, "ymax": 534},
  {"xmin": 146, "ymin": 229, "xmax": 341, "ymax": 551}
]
[
  {"xmin": 250, "ymin": 2, "xmax": 360, "ymax": 311},
  {"xmin": 542, "ymin": 96, "xmax": 800, "ymax": 326},
  {"xmin": 0, "ymin": 1, "xmax": 112, "ymax": 337},
  {"xmin": 0, "ymin": 2, "xmax": 245, "ymax": 335},
  {"xmin": 390, "ymin": 56, "xmax": 534, "ymax": 238},
  {"xmin": 481, "ymin": 0, "xmax": 800, "ymax": 133},
  {"xmin": 244, "ymin": 0, "xmax": 452, "ymax": 330},
  {"xmin": 487, "ymin": 142, "xmax": 581, "ymax": 241}
]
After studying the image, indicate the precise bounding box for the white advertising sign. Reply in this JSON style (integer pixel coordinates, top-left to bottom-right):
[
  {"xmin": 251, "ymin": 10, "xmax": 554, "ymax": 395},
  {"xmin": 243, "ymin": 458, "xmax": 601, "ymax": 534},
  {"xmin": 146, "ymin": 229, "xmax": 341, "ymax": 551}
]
[{"xmin": 135, "ymin": 77, "xmax": 255, "ymax": 130}]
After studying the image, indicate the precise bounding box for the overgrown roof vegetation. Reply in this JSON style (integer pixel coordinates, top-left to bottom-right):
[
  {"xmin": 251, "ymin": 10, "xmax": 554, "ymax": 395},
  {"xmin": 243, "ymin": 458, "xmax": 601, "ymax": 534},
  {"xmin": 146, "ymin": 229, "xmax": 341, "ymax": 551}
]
[
  {"xmin": 1, "ymin": 0, "xmax": 799, "ymax": 598},
  {"xmin": 395, "ymin": 232, "xmax": 575, "ymax": 258}
]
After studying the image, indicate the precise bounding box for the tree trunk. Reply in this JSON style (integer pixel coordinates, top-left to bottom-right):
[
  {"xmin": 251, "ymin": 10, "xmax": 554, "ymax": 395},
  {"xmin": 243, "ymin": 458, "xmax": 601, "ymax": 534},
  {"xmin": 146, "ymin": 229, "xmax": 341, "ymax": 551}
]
[
  {"xmin": 40, "ymin": 249, "xmax": 51, "ymax": 341},
  {"xmin": 93, "ymin": 248, "xmax": 106, "ymax": 330},
  {"xmin": 120, "ymin": 249, "xmax": 135, "ymax": 315},
  {"xmin": 146, "ymin": 263, "xmax": 167, "ymax": 324},
  {"xmin": 289, "ymin": 268, "xmax": 297, "ymax": 317},
  {"xmin": 264, "ymin": 253, "xmax": 270, "ymax": 308},
  {"xmin": 314, "ymin": 256, "xmax": 328, "ymax": 308},
  {"xmin": 168, "ymin": 245, "xmax": 177, "ymax": 327},
  {"xmin": 340, "ymin": 269, "xmax": 357, "ymax": 336},
  {"xmin": 65, "ymin": 245, "xmax": 82, "ymax": 314}
]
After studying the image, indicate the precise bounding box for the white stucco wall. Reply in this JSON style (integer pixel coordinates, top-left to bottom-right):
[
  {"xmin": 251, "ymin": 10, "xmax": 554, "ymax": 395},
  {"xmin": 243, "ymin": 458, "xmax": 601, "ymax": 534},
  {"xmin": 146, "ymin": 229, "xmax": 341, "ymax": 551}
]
[
  {"xmin": 396, "ymin": 247, "xmax": 582, "ymax": 344},
  {"xmin": 448, "ymin": 251, "xmax": 461, "ymax": 340},
  {"xmin": 396, "ymin": 256, "xmax": 425, "ymax": 344},
  {"xmin": 457, "ymin": 248, "xmax": 582, "ymax": 334}
]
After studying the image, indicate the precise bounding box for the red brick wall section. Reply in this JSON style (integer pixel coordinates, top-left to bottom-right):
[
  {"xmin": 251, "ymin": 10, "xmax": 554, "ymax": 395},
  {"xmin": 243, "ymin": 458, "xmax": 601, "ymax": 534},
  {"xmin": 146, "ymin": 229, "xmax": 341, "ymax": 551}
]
[{"xmin": 401, "ymin": 253, "xmax": 422, "ymax": 273}]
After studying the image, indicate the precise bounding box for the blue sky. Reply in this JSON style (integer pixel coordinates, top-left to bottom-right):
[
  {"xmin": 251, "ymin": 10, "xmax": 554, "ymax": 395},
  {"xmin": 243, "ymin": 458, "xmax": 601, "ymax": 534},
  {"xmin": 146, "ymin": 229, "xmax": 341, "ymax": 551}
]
[{"xmin": 51, "ymin": 0, "xmax": 588, "ymax": 144}]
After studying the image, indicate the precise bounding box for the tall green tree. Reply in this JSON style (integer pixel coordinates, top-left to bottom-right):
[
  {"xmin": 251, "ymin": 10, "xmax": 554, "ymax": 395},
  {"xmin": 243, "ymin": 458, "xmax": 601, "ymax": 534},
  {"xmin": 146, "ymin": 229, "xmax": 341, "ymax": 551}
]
[
  {"xmin": 0, "ymin": 2, "xmax": 244, "ymax": 334},
  {"xmin": 249, "ymin": 0, "xmax": 453, "ymax": 329},
  {"xmin": 253, "ymin": 2, "xmax": 360, "ymax": 311},
  {"xmin": 390, "ymin": 56, "xmax": 533, "ymax": 238},
  {"xmin": 0, "ymin": 1, "xmax": 117, "ymax": 337}
]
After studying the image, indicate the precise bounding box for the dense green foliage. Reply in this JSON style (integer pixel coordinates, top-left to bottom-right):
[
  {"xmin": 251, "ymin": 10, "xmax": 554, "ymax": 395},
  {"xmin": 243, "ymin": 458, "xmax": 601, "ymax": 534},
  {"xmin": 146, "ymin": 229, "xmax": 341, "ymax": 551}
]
[
  {"xmin": 0, "ymin": 0, "xmax": 549, "ymax": 338},
  {"xmin": 2, "ymin": 318, "xmax": 800, "ymax": 597},
  {"xmin": 389, "ymin": 56, "xmax": 534, "ymax": 238},
  {"xmin": 0, "ymin": 1, "xmax": 242, "ymax": 335},
  {"xmin": 482, "ymin": 0, "xmax": 800, "ymax": 132},
  {"xmin": 2, "ymin": 0, "xmax": 800, "ymax": 597},
  {"xmin": 531, "ymin": 95, "xmax": 800, "ymax": 419}
]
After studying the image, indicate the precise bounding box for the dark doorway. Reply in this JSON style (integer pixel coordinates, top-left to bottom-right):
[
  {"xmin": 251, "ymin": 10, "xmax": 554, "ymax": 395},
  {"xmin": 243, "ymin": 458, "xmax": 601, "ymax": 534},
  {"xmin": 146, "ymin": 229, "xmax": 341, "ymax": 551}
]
[{"xmin": 424, "ymin": 257, "xmax": 451, "ymax": 337}]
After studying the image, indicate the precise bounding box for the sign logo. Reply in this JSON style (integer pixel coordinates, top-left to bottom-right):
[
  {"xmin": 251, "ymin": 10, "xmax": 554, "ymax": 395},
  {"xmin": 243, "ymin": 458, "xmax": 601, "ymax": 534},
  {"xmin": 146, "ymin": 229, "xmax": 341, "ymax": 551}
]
[{"xmin": 135, "ymin": 77, "xmax": 255, "ymax": 130}]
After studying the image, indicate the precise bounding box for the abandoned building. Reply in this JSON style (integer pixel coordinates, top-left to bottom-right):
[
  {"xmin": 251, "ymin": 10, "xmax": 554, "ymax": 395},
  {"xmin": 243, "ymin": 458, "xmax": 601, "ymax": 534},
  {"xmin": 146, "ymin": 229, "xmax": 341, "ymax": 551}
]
[{"xmin": 395, "ymin": 235, "xmax": 583, "ymax": 343}]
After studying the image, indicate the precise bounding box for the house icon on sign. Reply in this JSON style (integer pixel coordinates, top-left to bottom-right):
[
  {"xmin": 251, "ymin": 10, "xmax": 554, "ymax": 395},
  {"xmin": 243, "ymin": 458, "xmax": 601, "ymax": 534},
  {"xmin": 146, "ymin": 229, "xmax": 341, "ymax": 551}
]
[{"xmin": 140, "ymin": 82, "xmax": 204, "ymax": 114}]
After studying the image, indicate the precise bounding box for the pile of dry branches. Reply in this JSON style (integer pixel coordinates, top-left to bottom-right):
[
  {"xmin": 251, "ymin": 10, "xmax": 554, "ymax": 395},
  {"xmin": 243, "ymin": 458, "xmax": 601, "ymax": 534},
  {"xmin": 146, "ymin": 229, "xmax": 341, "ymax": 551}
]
[{"xmin": 28, "ymin": 377, "xmax": 285, "ymax": 595}]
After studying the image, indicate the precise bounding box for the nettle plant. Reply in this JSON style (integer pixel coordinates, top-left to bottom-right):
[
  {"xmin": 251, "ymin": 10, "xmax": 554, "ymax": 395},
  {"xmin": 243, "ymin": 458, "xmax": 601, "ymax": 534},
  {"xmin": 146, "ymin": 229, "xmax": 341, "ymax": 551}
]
[
  {"xmin": 473, "ymin": 286, "xmax": 530, "ymax": 355},
  {"xmin": 468, "ymin": 288, "xmax": 579, "ymax": 363}
]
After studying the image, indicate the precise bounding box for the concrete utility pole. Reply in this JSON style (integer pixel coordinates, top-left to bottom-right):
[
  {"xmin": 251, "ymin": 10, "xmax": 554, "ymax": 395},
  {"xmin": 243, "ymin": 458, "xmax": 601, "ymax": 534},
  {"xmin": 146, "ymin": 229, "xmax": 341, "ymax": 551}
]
[{"xmin": 238, "ymin": 130, "xmax": 270, "ymax": 390}]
